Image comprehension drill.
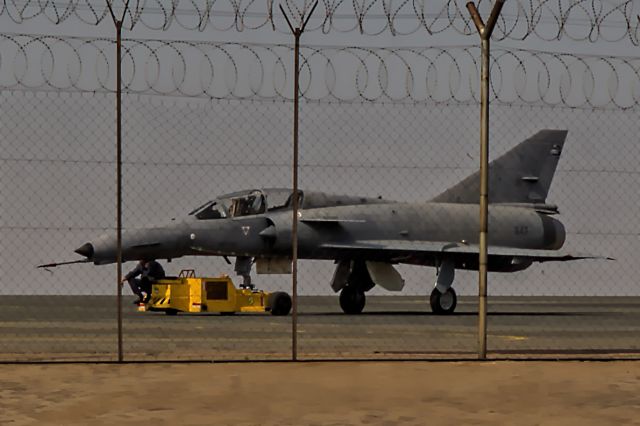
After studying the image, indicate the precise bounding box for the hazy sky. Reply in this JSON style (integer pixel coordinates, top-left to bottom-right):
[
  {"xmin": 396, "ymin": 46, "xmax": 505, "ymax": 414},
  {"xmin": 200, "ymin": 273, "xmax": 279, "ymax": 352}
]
[{"xmin": 1, "ymin": 1, "xmax": 639, "ymax": 296}]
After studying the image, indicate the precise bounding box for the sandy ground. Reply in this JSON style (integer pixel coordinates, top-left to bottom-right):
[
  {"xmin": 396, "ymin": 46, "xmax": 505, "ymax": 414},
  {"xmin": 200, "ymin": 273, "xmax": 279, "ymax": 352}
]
[{"xmin": 1, "ymin": 361, "xmax": 639, "ymax": 425}]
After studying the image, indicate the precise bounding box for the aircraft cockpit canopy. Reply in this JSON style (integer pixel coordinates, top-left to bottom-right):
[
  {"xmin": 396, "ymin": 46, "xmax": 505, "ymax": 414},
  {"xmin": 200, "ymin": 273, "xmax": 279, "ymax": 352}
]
[
  {"xmin": 264, "ymin": 188, "xmax": 302, "ymax": 211},
  {"xmin": 189, "ymin": 189, "xmax": 303, "ymax": 220},
  {"xmin": 229, "ymin": 190, "xmax": 266, "ymax": 217},
  {"xmin": 188, "ymin": 201, "xmax": 227, "ymax": 220}
]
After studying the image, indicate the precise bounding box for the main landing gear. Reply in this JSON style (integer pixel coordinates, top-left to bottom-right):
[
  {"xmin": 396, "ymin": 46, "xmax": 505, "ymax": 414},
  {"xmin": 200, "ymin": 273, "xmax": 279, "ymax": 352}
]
[
  {"xmin": 430, "ymin": 258, "xmax": 457, "ymax": 315},
  {"xmin": 337, "ymin": 261, "xmax": 375, "ymax": 315},
  {"xmin": 336, "ymin": 258, "xmax": 460, "ymax": 315},
  {"xmin": 430, "ymin": 287, "xmax": 457, "ymax": 315},
  {"xmin": 339, "ymin": 286, "xmax": 366, "ymax": 314}
]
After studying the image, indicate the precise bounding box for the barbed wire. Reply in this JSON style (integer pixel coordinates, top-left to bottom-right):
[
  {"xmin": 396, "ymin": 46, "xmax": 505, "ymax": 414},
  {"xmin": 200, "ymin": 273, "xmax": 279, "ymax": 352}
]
[
  {"xmin": 0, "ymin": 1, "xmax": 639, "ymax": 42},
  {"xmin": 1, "ymin": 33, "xmax": 639, "ymax": 108}
]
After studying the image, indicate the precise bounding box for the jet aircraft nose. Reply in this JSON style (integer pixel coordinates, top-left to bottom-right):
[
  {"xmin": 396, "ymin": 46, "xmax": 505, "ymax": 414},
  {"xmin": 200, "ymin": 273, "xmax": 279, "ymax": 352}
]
[
  {"xmin": 75, "ymin": 243, "xmax": 94, "ymax": 259},
  {"xmin": 74, "ymin": 221, "xmax": 191, "ymax": 265}
]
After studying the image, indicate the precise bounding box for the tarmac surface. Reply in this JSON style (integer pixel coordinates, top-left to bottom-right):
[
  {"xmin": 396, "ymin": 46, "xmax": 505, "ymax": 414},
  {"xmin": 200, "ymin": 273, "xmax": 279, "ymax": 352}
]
[{"xmin": 1, "ymin": 295, "xmax": 639, "ymax": 361}]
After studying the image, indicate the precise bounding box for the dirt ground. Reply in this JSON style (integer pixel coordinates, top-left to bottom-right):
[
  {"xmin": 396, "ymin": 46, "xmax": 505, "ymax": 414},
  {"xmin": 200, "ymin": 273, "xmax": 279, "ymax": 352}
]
[{"xmin": 1, "ymin": 361, "xmax": 639, "ymax": 425}]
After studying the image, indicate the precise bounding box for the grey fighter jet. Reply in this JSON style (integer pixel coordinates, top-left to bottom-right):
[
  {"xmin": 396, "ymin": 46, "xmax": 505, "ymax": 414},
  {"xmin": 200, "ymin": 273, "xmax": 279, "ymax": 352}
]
[{"xmin": 69, "ymin": 130, "xmax": 600, "ymax": 315}]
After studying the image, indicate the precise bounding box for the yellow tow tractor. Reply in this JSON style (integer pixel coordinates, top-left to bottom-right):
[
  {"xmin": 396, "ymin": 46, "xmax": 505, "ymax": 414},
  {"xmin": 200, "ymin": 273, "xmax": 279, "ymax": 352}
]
[{"xmin": 145, "ymin": 269, "xmax": 292, "ymax": 316}]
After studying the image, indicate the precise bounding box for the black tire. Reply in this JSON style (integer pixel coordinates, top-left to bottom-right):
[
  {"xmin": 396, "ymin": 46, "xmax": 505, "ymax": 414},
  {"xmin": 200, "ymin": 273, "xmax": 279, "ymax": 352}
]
[
  {"xmin": 339, "ymin": 286, "xmax": 366, "ymax": 314},
  {"xmin": 220, "ymin": 311, "xmax": 236, "ymax": 316},
  {"xmin": 430, "ymin": 287, "xmax": 457, "ymax": 315},
  {"xmin": 269, "ymin": 292, "xmax": 292, "ymax": 316},
  {"xmin": 165, "ymin": 308, "xmax": 179, "ymax": 316}
]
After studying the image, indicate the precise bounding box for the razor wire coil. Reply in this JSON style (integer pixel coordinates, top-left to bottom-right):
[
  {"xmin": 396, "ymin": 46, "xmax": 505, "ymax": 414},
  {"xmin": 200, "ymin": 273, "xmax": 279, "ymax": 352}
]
[
  {"xmin": 1, "ymin": 33, "xmax": 640, "ymax": 109},
  {"xmin": 1, "ymin": 0, "xmax": 639, "ymax": 43}
]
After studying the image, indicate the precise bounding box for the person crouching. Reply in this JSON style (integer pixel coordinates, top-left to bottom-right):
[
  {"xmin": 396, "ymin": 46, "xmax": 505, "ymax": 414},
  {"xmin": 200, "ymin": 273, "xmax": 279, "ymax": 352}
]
[{"xmin": 121, "ymin": 259, "xmax": 166, "ymax": 304}]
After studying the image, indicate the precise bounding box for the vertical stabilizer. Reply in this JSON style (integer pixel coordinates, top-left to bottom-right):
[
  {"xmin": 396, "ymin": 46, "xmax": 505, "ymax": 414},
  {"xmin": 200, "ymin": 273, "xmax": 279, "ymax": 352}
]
[{"xmin": 431, "ymin": 130, "xmax": 568, "ymax": 204}]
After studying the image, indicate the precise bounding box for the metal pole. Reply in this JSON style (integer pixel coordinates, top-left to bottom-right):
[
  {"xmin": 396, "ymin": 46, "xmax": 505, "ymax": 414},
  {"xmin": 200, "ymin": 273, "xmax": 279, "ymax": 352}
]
[
  {"xmin": 279, "ymin": 1, "xmax": 318, "ymax": 362},
  {"xmin": 106, "ymin": 0, "xmax": 132, "ymax": 363},
  {"xmin": 291, "ymin": 28, "xmax": 301, "ymax": 362},
  {"xmin": 115, "ymin": 21, "xmax": 123, "ymax": 363},
  {"xmin": 478, "ymin": 35, "xmax": 489, "ymax": 360},
  {"xmin": 466, "ymin": 0, "xmax": 505, "ymax": 360}
]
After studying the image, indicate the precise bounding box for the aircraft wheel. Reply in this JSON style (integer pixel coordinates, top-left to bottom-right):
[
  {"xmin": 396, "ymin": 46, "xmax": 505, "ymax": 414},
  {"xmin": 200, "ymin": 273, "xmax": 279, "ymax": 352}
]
[
  {"xmin": 430, "ymin": 287, "xmax": 457, "ymax": 315},
  {"xmin": 339, "ymin": 286, "xmax": 366, "ymax": 314},
  {"xmin": 269, "ymin": 292, "xmax": 292, "ymax": 316}
]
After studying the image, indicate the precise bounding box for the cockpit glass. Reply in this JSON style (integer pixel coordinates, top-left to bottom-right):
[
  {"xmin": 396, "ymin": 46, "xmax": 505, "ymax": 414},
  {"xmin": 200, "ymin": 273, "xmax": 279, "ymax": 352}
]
[
  {"xmin": 189, "ymin": 189, "xmax": 301, "ymax": 219},
  {"xmin": 193, "ymin": 201, "xmax": 227, "ymax": 220},
  {"xmin": 188, "ymin": 200, "xmax": 213, "ymax": 215},
  {"xmin": 266, "ymin": 190, "xmax": 291, "ymax": 211},
  {"xmin": 266, "ymin": 189, "xmax": 302, "ymax": 211},
  {"xmin": 230, "ymin": 191, "xmax": 265, "ymax": 217}
]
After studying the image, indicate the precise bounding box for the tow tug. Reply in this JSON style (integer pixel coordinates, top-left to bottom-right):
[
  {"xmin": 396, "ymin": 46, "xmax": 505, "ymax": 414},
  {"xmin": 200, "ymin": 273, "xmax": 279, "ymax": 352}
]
[{"xmin": 145, "ymin": 269, "xmax": 292, "ymax": 316}]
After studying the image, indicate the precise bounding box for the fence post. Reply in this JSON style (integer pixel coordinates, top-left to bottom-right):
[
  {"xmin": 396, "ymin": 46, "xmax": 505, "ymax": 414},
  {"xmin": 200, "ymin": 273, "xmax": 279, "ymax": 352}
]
[
  {"xmin": 279, "ymin": 1, "xmax": 318, "ymax": 362},
  {"xmin": 465, "ymin": 0, "xmax": 505, "ymax": 360},
  {"xmin": 105, "ymin": 0, "xmax": 134, "ymax": 363}
]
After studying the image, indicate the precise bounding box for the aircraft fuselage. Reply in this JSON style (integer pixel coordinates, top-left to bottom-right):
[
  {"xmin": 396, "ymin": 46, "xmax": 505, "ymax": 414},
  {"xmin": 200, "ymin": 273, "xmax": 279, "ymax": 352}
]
[{"xmin": 83, "ymin": 202, "xmax": 565, "ymax": 272}]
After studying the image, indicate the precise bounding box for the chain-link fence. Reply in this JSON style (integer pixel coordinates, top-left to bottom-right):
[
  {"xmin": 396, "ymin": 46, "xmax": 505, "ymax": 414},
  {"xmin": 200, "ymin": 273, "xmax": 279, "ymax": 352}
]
[{"xmin": 1, "ymin": 17, "xmax": 639, "ymax": 362}]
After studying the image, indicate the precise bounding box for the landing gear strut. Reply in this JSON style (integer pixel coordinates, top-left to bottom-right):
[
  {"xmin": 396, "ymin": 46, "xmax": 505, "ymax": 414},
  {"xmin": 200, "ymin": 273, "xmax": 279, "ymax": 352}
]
[
  {"xmin": 339, "ymin": 286, "xmax": 366, "ymax": 314},
  {"xmin": 336, "ymin": 261, "xmax": 375, "ymax": 314},
  {"xmin": 430, "ymin": 287, "xmax": 457, "ymax": 315},
  {"xmin": 235, "ymin": 256, "xmax": 255, "ymax": 289},
  {"xmin": 430, "ymin": 258, "xmax": 457, "ymax": 315}
]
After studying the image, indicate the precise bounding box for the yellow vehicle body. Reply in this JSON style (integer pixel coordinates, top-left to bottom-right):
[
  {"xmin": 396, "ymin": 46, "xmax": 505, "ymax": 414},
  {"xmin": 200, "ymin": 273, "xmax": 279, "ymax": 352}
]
[
  {"xmin": 149, "ymin": 275, "xmax": 204, "ymax": 314},
  {"xmin": 147, "ymin": 270, "xmax": 291, "ymax": 316}
]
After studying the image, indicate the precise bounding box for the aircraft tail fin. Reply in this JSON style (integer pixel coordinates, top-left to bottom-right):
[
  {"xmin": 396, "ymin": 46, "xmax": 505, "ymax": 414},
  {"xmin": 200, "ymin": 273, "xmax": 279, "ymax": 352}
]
[{"xmin": 431, "ymin": 130, "xmax": 568, "ymax": 205}]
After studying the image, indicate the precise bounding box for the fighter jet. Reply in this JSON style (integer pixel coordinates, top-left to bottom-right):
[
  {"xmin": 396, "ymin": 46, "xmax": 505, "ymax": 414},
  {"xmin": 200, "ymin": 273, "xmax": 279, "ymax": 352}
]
[{"xmin": 67, "ymin": 129, "xmax": 600, "ymax": 315}]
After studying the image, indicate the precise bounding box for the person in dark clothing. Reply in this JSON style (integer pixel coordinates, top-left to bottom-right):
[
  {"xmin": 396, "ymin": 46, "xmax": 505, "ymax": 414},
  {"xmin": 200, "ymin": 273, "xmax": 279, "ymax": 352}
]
[{"xmin": 121, "ymin": 259, "xmax": 166, "ymax": 304}]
